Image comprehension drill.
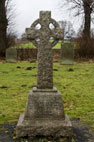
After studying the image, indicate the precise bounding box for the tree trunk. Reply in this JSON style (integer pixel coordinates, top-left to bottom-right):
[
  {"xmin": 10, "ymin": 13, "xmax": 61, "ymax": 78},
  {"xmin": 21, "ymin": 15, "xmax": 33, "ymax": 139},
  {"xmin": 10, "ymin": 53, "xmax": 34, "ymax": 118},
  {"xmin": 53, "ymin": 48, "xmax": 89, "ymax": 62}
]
[
  {"xmin": 83, "ymin": 1, "xmax": 91, "ymax": 39},
  {"xmin": 0, "ymin": 0, "xmax": 8, "ymax": 57}
]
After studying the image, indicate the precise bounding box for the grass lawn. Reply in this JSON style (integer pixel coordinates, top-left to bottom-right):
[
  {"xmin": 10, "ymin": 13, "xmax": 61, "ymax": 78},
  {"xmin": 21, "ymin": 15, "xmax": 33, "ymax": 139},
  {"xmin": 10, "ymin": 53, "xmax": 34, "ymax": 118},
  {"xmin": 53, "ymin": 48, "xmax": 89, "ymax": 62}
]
[
  {"xmin": 15, "ymin": 42, "xmax": 37, "ymax": 49},
  {"xmin": 0, "ymin": 61, "xmax": 94, "ymax": 129},
  {"xmin": 15, "ymin": 42, "xmax": 62, "ymax": 49},
  {"xmin": 14, "ymin": 41, "xmax": 75, "ymax": 49}
]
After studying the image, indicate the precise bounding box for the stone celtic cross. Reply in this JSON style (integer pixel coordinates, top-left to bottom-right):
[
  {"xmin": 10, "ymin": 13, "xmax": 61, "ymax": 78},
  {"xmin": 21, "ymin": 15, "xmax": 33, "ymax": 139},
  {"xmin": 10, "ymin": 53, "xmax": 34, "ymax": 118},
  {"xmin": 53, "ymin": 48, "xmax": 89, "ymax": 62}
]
[{"xmin": 26, "ymin": 11, "xmax": 64, "ymax": 89}]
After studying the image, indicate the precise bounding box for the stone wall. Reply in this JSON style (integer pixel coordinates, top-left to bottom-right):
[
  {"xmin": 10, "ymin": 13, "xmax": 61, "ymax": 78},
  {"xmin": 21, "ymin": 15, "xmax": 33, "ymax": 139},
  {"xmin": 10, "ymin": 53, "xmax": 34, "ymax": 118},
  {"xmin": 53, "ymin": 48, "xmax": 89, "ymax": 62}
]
[
  {"xmin": 17, "ymin": 48, "xmax": 37, "ymax": 60},
  {"xmin": 16, "ymin": 48, "xmax": 78, "ymax": 61}
]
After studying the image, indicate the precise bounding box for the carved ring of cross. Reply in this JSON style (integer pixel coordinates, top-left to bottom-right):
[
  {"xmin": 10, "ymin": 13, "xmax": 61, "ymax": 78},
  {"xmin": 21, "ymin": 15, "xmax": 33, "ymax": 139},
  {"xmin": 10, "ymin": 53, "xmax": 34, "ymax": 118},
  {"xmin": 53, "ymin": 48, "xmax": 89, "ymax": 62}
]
[{"xmin": 26, "ymin": 18, "xmax": 63, "ymax": 48}]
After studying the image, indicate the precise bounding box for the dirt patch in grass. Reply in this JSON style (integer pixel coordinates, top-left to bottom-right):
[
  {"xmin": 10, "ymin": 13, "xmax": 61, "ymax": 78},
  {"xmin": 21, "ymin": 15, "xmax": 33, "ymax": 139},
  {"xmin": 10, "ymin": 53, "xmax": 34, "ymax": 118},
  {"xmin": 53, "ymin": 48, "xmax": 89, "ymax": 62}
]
[
  {"xmin": 68, "ymin": 68, "xmax": 74, "ymax": 72},
  {"xmin": 21, "ymin": 85, "xmax": 27, "ymax": 88},
  {"xmin": 53, "ymin": 69, "xmax": 58, "ymax": 71},
  {"xmin": 2, "ymin": 72, "xmax": 8, "ymax": 74},
  {"xmin": 0, "ymin": 86, "xmax": 8, "ymax": 89},
  {"xmin": 26, "ymin": 67, "xmax": 36, "ymax": 70},
  {"xmin": 17, "ymin": 66, "xmax": 21, "ymax": 69}
]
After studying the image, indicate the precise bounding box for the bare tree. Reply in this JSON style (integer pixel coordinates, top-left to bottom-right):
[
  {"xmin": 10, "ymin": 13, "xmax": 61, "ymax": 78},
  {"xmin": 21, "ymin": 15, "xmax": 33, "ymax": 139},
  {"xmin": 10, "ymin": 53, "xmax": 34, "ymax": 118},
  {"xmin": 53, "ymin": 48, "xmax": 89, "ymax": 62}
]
[
  {"xmin": 0, "ymin": 0, "xmax": 8, "ymax": 56},
  {"xmin": 0, "ymin": 0, "xmax": 16, "ymax": 57},
  {"xmin": 61, "ymin": 0, "xmax": 94, "ymax": 38},
  {"xmin": 6, "ymin": 0, "xmax": 17, "ymax": 48},
  {"xmin": 58, "ymin": 20, "xmax": 75, "ymax": 40}
]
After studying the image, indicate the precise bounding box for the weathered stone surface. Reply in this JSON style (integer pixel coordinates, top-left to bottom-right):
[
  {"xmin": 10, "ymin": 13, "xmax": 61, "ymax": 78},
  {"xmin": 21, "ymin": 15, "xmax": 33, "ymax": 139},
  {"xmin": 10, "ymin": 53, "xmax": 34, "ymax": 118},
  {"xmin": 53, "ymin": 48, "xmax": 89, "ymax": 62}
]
[
  {"xmin": 16, "ymin": 87, "xmax": 73, "ymax": 137},
  {"xmin": 24, "ymin": 87, "xmax": 65, "ymax": 120},
  {"xmin": 61, "ymin": 43, "xmax": 74, "ymax": 65},
  {"xmin": 26, "ymin": 11, "xmax": 64, "ymax": 89},
  {"xmin": 16, "ymin": 114, "xmax": 72, "ymax": 137},
  {"xmin": 6, "ymin": 47, "xmax": 17, "ymax": 63}
]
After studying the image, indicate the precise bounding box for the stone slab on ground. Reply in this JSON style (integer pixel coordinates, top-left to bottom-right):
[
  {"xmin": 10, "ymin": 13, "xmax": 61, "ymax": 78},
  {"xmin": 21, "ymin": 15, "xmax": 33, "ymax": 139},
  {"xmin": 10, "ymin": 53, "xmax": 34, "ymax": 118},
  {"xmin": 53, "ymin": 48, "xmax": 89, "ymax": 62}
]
[
  {"xmin": 0, "ymin": 119, "xmax": 94, "ymax": 142},
  {"xmin": 61, "ymin": 43, "xmax": 74, "ymax": 65},
  {"xmin": 6, "ymin": 47, "xmax": 17, "ymax": 63}
]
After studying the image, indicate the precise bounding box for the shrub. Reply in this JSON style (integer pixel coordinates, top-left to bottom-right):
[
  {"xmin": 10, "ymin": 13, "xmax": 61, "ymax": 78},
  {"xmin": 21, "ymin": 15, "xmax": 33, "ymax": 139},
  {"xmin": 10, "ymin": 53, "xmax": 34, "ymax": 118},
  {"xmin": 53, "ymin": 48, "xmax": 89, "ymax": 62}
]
[{"xmin": 77, "ymin": 37, "xmax": 94, "ymax": 58}]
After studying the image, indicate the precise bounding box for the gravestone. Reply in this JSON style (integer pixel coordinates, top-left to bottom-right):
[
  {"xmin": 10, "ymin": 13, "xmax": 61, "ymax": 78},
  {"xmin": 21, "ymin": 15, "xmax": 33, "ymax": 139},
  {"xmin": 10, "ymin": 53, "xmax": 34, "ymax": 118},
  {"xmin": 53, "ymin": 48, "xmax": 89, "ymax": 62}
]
[
  {"xmin": 6, "ymin": 47, "xmax": 17, "ymax": 63},
  {"xmin": 61, "ymin": 43, "xmax": 74, "ymax": 65},
  {"xmin": 16, "ymin": 11, "xmax": 73, "ymax": 140}
]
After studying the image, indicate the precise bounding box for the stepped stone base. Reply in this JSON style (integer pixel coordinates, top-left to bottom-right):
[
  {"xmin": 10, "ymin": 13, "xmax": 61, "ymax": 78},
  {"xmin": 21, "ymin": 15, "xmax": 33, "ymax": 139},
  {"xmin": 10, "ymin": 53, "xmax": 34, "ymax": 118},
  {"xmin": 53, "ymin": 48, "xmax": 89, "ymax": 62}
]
[
  {"xmin": 16, "ymin": 87, "xmax": 73, "ymax": 138},
  {"xmin": 16, "ymin": 113, "xmax": 72, "ymax": 137}
]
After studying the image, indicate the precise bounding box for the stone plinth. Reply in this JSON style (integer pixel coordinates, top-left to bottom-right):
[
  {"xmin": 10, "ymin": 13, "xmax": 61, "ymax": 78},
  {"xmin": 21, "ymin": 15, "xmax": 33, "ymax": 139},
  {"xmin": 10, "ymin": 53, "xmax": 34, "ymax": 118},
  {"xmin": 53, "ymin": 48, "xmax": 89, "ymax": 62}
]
[{"xmin": 16, "ymin": 87, "xmax": 73, "ymax": 137}]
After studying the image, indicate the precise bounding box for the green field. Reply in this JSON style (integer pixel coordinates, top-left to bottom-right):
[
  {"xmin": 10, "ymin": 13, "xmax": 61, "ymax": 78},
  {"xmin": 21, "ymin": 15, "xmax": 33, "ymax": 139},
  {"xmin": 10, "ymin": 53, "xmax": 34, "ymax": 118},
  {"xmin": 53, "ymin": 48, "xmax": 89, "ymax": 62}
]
[
  {"xmin": 0, "ymin": 61, "xmax": 94, "ymax": 129},
  {"xmin": 15, "ymin": 42, "xmax": 37, "ymax": 49},
  {"xmin": 15, "ymin": 41, "xmax": 75, "ymax": 49}
]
